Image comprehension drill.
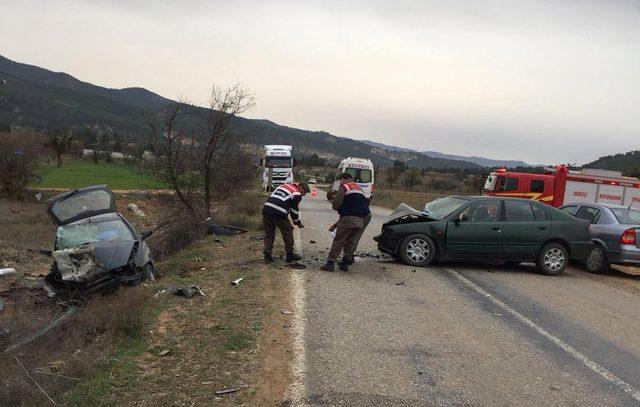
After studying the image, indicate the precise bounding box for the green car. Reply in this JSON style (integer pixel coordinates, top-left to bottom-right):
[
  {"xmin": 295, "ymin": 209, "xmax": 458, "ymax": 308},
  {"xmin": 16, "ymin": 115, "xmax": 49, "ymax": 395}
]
[{"xmin": 374, "ymin": 196, "xmax": 593, "ymax": 275}]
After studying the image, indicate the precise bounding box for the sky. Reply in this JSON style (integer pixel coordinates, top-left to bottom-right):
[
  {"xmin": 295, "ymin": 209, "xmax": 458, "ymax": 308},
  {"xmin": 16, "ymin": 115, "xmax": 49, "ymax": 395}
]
[{"xmin": 1, "ymin": 0, "xmax": 639, "ymax": 164}]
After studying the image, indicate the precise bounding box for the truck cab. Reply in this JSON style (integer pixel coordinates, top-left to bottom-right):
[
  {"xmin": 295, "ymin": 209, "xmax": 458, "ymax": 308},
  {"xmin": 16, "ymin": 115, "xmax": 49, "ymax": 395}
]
[
  {"xmin": 332, "ymin": 157, "xmax": 375, "ymax": 199},
  {"xmin": 262, "ymin": 145, "xmax": 294, "ymax": 191},
  {"xmin": 483, "ymin": 168, "xmax": 556, "ymax": 205}
]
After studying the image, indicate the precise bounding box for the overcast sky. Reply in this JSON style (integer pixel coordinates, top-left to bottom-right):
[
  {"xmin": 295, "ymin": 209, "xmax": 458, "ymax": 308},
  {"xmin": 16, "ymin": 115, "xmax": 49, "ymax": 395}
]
[{"xmin": 2, "ymin": 0, "xmax": 639, "ymax": 164}]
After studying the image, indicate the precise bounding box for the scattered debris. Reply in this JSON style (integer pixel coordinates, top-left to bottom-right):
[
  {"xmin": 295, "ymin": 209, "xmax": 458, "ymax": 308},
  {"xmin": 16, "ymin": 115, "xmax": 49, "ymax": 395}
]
[
  {"xmin": 287, "ymin": 263, "xmax": 307, "ymax": 270},
  {"xmin": 493, "ymin": 312, "xmax": 504, "ymax": 317},
  {"xmin": 396, "ymin": 280, "xmax": 405, "ymax": 286},
  {"xmin": 412, "ymin": 269, "xmax": 416, "ymax": 273},
  {"xmin": 156, "ymin": 284, "xmax": 205, "ymax": 298},
  {"xmin": 309, "ymin": 240, "xmax": 317, "ymax": 244},
  {"xmin": 208, "ymin": 224, "xmax": 248, "ymax": 236},
  {"xmin": 215, "ymin": 388, "xmax": 239, "ymax": 396},
  {"xmin": 158, "ymin": 349, "xmax": 172, "ymax": 356},
  {"xmin": 249, "ymin": 235, "xmax": 265, "ymax": 241},
  {"xmin": 32, "ymin": 370, "xmax": 80, "ymax": 381},
  {"xmin": 231, "ymin": 277, "xmax": 244, "ymax": 286},
  {"xmin": 0, "ymin": 268, "xmax": 16, "ymax": 276},
  {"xmin": 281, "ymin": 309, "xmax": 292, "ymax": 315},
  {"xmin": 127, "ymin": 202, "xmax": 146, "ymax": 217},
  {"xmin": 550, "ymin": 386, "xmax": 561, "ymax": 391}
]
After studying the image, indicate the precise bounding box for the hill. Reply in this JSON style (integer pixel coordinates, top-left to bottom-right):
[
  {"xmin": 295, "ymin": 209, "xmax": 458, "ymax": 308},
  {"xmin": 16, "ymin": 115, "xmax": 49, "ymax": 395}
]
[
  {"xmin": 360, "ymin": 139, "xmax": 531, "ymax": 167},
  {"xmin": 0, "ymin": 54, "xmax": 480, "ymax": 169},
  {"xmin": 584, "ymin": 150, "xmax": 640, "ymax": 177}
]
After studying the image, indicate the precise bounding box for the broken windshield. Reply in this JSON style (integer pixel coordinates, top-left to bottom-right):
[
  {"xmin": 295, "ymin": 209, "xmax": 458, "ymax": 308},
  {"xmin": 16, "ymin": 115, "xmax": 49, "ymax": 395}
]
[
  {"xmin": 422, "ymin": 197, "xmax": 468, "ymax": 220},
  {"xmin": 56, "ymin": 216, "xmax": 134, "ymax": 250}
]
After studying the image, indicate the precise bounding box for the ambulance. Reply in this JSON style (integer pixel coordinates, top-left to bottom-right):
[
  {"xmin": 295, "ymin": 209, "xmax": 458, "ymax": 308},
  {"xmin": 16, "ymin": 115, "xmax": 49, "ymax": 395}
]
[{"xmin": 482, "ymin": 165, "xmax": 640, "ymax": 208}]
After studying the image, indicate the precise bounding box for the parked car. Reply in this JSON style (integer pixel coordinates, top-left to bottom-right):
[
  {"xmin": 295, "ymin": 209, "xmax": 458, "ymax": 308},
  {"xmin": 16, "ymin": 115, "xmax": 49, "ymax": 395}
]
[
  {"xmin": 45, "ymin": 185, "xmax": 155, "ymax": 295},
  {"xmin": 308, "ymin": 177, "xmax": 317, "ymax": 184},
  {"xmin": 374, "ymin": 196, "xmax": 593, "ymax": 275},
  {"xmin": 559, "ymin": 203, "xmax": 640, "ymax": 273}
]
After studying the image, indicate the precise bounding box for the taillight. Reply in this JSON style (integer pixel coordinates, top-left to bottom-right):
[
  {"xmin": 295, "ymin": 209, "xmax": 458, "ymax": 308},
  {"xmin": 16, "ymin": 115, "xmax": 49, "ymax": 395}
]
[
  {"xmin": 620, "ymin": 228, "xmax": 636, "ymax": 245},
  {"xmin": 371, "ymin": 184, "xmax": 375, "ymax": 193}
]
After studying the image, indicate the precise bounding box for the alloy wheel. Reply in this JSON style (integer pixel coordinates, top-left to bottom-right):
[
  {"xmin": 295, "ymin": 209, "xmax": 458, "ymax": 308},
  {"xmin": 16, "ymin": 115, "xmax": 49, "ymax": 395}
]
[
  {"xmin": 544, "ymin": 248, "xmax": 565, "ymax": 272},
  {"xmin": 406, "ymin": 238, "xmax": 430, "ymax": 263}
]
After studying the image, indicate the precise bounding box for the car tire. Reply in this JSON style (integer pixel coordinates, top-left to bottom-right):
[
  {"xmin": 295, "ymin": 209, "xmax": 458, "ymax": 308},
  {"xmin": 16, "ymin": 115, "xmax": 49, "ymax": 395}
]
[
  {"xmin": 536, "ymin": 243, "xmax": 568, "ymax": 276},
  {"xmin": 142, "ymin": 264, "xmax": 156, "ymax": 281},
  {"xmin": 585, "ymin": 244, "xmax": 609, "ymax": 274},
  {"xmin": 398, "ymin": 234, "xmax": 436, "ymax": 267}
]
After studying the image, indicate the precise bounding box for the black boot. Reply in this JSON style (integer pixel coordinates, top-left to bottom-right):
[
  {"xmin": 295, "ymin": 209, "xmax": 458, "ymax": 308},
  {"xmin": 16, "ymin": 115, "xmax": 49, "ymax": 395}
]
[
  {"xmin": 321, "ymin": 261, "xmax": 335, "ymax": 272},
  {"xmin": 286, "ymin": 253, "xmax": 302, "ymax": 263},
  {"xmin": 264, "ymin": 253, "xmax": 274, "ymax": 264},
  {"xmin": 341, "ymin": 257, "xmax": 354, "ymax": 266},
  {"xmin": 339, "ymin": 261, "xmax": 349, "ymax": 271}
]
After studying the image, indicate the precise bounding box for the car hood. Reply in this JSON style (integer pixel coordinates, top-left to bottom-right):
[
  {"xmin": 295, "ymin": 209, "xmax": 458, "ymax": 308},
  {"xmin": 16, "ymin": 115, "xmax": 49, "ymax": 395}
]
[
  {"xmin": 385, "ymin": 203, "xmax": 432, "ymax": 224},
  {"xmin": 52, "ymin": 240, "xmax": 136, "ymax": 282}
]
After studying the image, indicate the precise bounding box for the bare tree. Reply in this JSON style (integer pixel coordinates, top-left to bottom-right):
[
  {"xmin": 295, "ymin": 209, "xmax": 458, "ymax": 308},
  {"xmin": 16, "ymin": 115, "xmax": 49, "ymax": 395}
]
[
  {"xmin": 144, "ymin": 84, "xmax": 255, "ymax": 218},
  {"xmin": 44, "ymin": 129, "xmax": 73, "ymax": 167}
]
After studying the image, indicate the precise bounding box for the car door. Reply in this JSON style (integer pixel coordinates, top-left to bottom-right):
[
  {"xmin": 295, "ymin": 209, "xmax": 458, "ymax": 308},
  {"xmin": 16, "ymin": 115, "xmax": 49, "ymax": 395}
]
[
  {"xmin": 501, "ymin": 200, "xmax": 551, "ymax": 258},
  {"xmin": 446, "ymin": 199, "xmax": 503, "ymax": 257}
]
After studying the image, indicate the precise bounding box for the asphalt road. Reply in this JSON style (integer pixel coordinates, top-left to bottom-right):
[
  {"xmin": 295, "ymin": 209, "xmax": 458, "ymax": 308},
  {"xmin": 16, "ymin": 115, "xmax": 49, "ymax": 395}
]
[{"xmin": 293, "ymin": 191, "xmax": 640, "ymax": 406}]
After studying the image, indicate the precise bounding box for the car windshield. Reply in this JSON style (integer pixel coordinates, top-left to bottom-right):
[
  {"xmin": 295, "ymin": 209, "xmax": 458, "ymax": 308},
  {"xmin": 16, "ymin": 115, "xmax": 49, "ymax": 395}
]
[
  {"xmin": 56, "ymin": 217, "xmax": 134, "ymax": 250},
  {"xmin": 610, "ymin": 208, "xmax": 640, "ymax": 225},
  {"xmin": 345, "ymin": 167, "xmax": 372, "ymax": 183},
  {"xmin": 423, "ymin": 197, "xmax": 468, "ymax": 220},
  {"xmin": 483, "ymin": 175, "xmax": 498, "ymax": 191}
]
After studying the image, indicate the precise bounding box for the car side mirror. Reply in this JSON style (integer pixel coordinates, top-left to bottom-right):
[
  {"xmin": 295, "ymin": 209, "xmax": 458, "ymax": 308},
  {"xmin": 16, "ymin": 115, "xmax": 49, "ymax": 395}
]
[
  {"xmin": 454, "ymin": 213, "xmax": 468, "ymax": 224},
  {"xmin": 140, "ymin": 230, "xmax": 153, "ymax": 240}
]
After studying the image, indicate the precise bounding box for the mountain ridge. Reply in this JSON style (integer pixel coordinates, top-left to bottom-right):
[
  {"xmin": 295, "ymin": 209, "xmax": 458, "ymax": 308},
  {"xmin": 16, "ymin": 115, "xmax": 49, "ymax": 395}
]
[{"xmin": 0, "ymin": 54, "xmax": 481, "ymax": 169}]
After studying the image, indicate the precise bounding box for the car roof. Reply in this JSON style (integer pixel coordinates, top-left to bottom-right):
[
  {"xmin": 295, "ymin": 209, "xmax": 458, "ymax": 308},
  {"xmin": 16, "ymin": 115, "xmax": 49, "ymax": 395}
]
[
  {"xmin": 562, "ymin": 203, "xmax": 637, "ymax": 210},
  {"xmin": 450, "ymin": 195, "xmax": 541, "ymax": 202},
  {"xmin": 61, "ymin": 212, "xmax": 123, "ymax": 227}
]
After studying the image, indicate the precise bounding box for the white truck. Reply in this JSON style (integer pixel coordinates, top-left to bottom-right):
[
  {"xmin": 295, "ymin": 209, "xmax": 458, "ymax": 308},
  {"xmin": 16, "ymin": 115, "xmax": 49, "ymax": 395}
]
[
  {"xmin": 332, "ymin": 157, "xmax": 375, "ymax": 200},
  {"xmin": 261, "ymin": 145, "xmax": 295, "ymax": 191}
]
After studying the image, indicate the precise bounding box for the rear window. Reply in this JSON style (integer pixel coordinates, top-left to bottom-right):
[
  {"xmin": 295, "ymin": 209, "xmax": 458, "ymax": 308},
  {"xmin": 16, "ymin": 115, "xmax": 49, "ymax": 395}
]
[
  {"xmin": 50, "ymin": 189, "xmax": 113, "ymax": 224},
  {"xmin": 344, "ymin": 168, "xmax": 372, "ymax": 183},
  {"xmin": 560, "ymin": 205, "xmax": 578, "ymax": 215},
  {"xmin": 505, "ymin": 200, "xmax": 535, "ymax": 222},
  {"xmin": 610, "ymin": 208, "xmax": 640, "ymax": 224},
  {"xmin": 532, "ymin": 204, "xmax": 548, "ymax": 221},
  {"xmin": 575, "ymin": 206, "xmax": 601, "ymax": 224}
]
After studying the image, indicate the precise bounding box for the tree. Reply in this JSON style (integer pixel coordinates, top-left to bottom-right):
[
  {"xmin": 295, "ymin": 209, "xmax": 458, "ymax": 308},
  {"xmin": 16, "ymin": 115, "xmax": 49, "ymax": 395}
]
[
  {"xmin": 404, "ymin": 168, "xmax": 423, "ymax": 190},
  {"xmin": 44, "ymin": 129, "xmax": 73, "ymax": 167},
  {"xmin": 145, "ymin": 84, "xmax": 255, "ymax": 218}
]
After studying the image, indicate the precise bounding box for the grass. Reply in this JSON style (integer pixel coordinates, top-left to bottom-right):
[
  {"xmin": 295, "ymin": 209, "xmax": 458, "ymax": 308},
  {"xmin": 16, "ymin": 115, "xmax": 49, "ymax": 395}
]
[{"xmin": 32, "ymin": 158, "xmax": 167, "ymax": 190}]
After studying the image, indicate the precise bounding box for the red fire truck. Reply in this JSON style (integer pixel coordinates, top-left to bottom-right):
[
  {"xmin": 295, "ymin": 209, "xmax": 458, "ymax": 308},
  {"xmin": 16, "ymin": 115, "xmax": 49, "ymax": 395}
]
[{"xmin": 482, "ymin": 165, "xmax": 640, "ymax": 208}]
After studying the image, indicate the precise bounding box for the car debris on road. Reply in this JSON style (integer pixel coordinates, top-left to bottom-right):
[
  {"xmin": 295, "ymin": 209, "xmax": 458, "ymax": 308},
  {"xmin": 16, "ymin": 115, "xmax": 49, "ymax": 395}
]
[
  {"xmin": 156, "ymin": 284, "xmax": 205, "ymax": 298},
  {"xmin": 231, "ymin": 277, "xmax": 244, "ymax": 286}
]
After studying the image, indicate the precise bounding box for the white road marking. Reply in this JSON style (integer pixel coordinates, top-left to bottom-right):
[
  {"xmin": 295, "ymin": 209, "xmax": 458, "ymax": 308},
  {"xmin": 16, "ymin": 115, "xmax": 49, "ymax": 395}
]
[
  {"xmin": 289, "ymin": 227, "xmax": 307, "ymax": 405},
  {"xmin": 446, "ymin": 267, "xmax": 640, "ymax": 402}
]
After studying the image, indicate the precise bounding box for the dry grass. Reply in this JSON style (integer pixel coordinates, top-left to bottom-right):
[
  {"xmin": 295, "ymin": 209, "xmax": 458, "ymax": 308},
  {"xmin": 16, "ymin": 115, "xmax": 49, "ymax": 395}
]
[
  {"xmin": 0, "ymin": 287, "xmax": 153, "ymax": 405},
  {"xmin": 61, "ymin": 234, "xmax": 294, "ymax": 405}
]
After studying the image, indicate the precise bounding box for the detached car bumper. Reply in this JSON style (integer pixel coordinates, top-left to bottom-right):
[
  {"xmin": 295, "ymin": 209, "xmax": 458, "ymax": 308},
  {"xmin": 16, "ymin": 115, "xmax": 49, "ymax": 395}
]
[
  {"xmin": 607, "ymin": 245, "xmax": 640, "ymax": 266},
  {"xmin": 568, "ymin": 241, "xmax": 594, "ymax": 261}
]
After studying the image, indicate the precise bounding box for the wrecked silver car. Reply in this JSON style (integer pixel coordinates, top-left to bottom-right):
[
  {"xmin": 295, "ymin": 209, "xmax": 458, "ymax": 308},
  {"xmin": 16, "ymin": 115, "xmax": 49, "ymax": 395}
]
[{"xmin": 45, "ymin": 185, "xmax": 155, "ymax": 294}]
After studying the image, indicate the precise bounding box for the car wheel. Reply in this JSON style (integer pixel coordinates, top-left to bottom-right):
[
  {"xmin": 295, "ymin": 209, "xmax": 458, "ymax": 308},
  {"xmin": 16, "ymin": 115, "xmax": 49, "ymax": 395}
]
[
  {"xmin": 142, "ymin": 264, "xmax": 156, "ymax": 281},
  {"xmin": 399, "ymin": 234, "xmax": 436, "ymax": 267},
  {"xmin": 585, "ymin": 245, "xmax": 609, "ymax": 274},
  {"xmin": 536, "ymin": 243, "xmax": 568, "ymax": 275}
]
